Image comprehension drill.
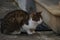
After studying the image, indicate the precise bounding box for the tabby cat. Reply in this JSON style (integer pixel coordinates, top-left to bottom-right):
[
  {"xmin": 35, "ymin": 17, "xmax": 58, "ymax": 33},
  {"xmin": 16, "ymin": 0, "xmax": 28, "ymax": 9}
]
[{"xmin": 1, "ymin": 10, "xmax": 42, "ymax": 35}]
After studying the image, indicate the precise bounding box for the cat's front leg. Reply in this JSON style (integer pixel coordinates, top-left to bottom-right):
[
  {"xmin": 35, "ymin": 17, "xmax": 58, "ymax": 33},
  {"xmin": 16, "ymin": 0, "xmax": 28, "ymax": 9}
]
[{"xmin": 11, "ymin": 31, "xmax": 21, "ymax": 34}]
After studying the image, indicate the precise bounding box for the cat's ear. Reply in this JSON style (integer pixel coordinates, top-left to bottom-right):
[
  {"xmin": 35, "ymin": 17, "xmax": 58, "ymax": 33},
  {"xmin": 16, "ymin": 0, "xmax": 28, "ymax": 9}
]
[
  {"xmin": 29, "ymin": 11, "xmax": 36, "ymax": 17},
  {"xmin": 37, "ymin": 11, "xmax": 42, "ymax": 19}
]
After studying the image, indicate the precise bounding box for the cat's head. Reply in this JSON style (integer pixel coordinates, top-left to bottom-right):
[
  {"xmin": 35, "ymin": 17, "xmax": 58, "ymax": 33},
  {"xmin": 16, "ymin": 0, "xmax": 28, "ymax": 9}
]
[
  {"xmin": 30, "ymin": 11, "xmax": 42, "ymax": 24},
  {"xmin": 30, "ymin": 11, "xmax": 42, "ymax": 21}
]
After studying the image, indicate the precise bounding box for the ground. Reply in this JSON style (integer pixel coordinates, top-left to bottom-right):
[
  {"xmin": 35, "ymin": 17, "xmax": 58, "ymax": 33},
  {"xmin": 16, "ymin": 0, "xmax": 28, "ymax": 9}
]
[{"xmin": 0, "ymin": 31, "xmax": 60, "ymax": 40}]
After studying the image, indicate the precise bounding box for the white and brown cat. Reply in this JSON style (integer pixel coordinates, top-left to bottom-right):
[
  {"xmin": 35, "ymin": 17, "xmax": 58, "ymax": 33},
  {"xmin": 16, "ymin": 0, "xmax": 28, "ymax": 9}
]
[{"xmin": 1, "ymin": 10, "xmax": 42, "ymax": 35}]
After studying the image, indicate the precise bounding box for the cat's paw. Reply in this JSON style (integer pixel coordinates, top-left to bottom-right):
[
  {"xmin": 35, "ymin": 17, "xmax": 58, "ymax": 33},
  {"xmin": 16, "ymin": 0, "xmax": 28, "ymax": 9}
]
[
  {"xmin": 32, "ymin": 31, "xmax": 36, "ymax": 34},
  {"xmin": 27, "ymin": 30, "xmax": 33, "ymax": 35},
  {"xmin": 11, "ymin": 31, "xmax": 21, "ymax": 35},
  {"xmin": 27, "ymin": 32, "xmax": 33, "ymax": 35}
]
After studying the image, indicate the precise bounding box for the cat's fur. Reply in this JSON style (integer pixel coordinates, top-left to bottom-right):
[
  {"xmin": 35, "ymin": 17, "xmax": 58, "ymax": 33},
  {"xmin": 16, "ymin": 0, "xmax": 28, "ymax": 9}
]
[{"xmin": 1, "ymin": 10, "xmax": 42, "ymax": 35}]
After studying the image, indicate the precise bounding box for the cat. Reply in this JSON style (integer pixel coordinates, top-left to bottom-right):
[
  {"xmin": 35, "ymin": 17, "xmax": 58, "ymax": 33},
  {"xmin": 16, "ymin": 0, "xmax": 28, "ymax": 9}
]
[{"xmin": 1, "ymin": 10, "xmax": 42, "ymax": 35}]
